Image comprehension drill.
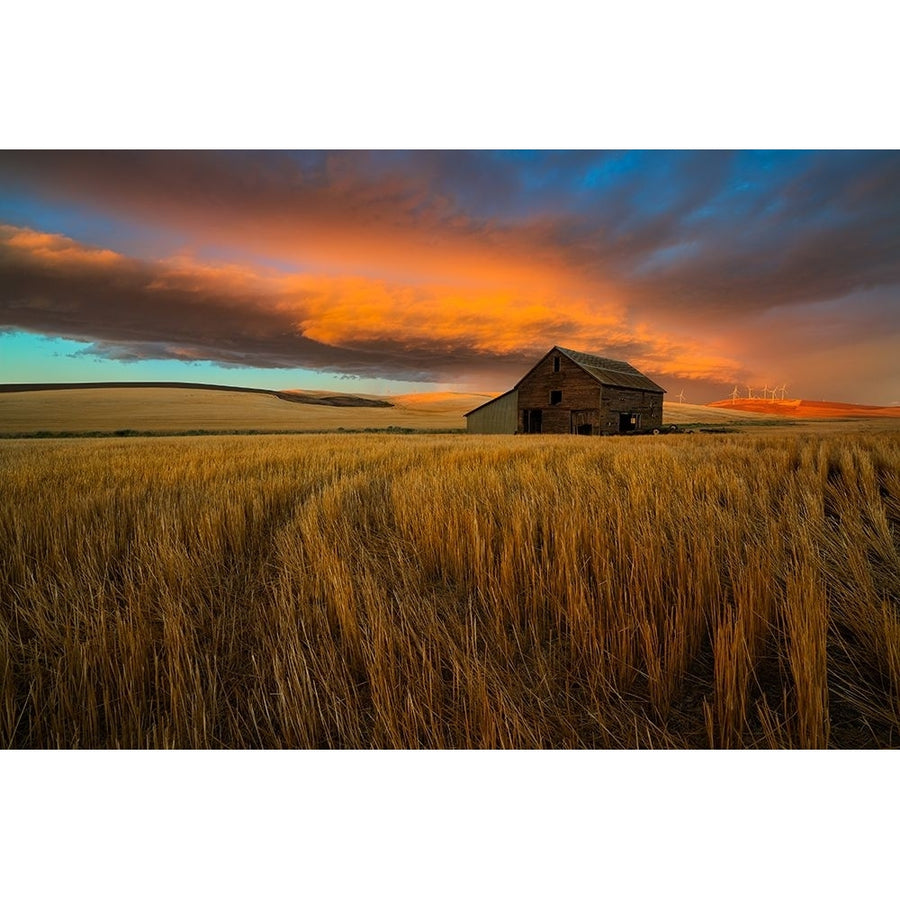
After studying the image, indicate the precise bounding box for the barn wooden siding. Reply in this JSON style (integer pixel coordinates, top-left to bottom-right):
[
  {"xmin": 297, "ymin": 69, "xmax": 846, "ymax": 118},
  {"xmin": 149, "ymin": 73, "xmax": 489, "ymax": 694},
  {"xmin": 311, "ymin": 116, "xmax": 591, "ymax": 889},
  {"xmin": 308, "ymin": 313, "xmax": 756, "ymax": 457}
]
[
  {"xmin": 464, "ymin": 347, "xmax": 665, "ymax": 435},
  {"xmin": 520, "ymin": 348, "xmax": 665, "ymax": 435},
  {"xmin": 465, "ymin": 390, "xmax": 519, "ymax": 434},
  {"xmin": 598, "ymin": 386, "xmax": 663, "ymax": 434},
  {"xmin": 517, "ymin": 350, "xmax": 601, "ymax": 434}
]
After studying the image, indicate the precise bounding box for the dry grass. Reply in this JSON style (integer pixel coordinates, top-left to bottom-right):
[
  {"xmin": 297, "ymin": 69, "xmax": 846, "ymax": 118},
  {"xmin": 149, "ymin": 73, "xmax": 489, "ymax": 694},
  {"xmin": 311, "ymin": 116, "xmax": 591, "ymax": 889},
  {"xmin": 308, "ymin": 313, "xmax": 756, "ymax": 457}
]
[
  {"xmin": 661, "ymin": 401, "xmax": 778, "ymax": 425},
  {"xmin": 1, "ymin": 431, "xmax": 898, "ymax": 748}
]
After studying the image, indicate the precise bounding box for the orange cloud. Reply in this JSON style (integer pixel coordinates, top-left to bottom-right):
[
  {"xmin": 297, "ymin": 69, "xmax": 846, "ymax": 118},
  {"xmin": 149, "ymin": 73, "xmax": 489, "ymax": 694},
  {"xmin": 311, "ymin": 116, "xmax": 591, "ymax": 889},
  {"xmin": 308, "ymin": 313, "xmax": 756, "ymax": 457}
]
[
  {"xmin": 278, "ymin": 275, "xmax": 623, "ymax": 352},
  {"xmin": 621, "ymin": 325, "xmax": 744, "ymax": 384},
  {"xmin": 1, "ymin": 225, "xmax": 122, "ymax": 267},
  {"xmin": 0, "ymin": 224, "xmax": 744, "ymax": 387}
]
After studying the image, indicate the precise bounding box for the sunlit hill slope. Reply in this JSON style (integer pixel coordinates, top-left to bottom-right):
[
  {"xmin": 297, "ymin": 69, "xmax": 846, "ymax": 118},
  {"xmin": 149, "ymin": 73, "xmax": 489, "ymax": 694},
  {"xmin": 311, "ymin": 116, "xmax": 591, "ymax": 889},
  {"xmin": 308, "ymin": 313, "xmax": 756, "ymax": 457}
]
[
  {"xmin": 0, "ymin": 383, "xmax": 491, "ymax": 434},
  {"xmin": 707, "ymin": 398, "xmax": 900, "ymax": 418}
]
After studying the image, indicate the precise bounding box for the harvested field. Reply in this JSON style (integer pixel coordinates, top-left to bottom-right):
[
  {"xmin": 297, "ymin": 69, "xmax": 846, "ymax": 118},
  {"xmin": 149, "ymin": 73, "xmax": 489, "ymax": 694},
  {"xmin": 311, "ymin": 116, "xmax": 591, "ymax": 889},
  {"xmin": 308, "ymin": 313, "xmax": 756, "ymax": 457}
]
[
  {"xmin": 662, "ymin": 402, "xmax": 776, "ymax": 425},
  {"xmin": 0, "ymin": 385, "xmax": 485, "ymax": 434},
  {"xmin": 2, "ymin": 430, "xmax": 898, "ymax": 748}
]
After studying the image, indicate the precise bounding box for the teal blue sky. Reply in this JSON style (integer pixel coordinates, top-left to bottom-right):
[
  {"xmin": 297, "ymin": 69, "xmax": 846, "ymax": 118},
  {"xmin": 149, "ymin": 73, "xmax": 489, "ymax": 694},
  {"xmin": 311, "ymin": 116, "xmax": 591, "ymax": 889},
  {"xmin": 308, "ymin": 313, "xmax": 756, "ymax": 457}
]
[{"xmin": 0, "ymin": 331, "xmax": 440, "ymax": 394}]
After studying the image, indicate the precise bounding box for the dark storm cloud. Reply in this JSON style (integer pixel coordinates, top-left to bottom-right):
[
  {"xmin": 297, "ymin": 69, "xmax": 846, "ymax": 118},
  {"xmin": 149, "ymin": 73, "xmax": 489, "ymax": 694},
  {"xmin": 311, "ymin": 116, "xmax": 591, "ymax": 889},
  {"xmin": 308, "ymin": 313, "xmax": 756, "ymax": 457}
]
[
  {"xmin": 613, "ymin": 152, "xmax": 900, "ymax": 321},
  {"xmin": 0, "ymin": 225, "xmax": 543, "ymax": 382}
]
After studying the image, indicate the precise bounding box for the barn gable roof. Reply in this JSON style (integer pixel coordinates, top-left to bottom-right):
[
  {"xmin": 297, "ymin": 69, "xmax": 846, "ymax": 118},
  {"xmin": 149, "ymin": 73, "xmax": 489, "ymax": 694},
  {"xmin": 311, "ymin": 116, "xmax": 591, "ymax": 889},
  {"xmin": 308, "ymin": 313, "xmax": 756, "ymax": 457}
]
[
  {"xmin": 514, "ymin": 347, "xmax": 666, "ymax": 394},
  {"xmin": 556, "ymin": 347, "xmax": 666, "ymax": 393}
]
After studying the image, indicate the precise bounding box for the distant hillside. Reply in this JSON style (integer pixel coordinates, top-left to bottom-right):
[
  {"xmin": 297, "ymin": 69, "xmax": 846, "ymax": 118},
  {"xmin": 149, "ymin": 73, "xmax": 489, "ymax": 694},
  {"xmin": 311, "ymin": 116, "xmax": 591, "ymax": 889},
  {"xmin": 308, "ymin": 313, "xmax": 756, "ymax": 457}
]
[
  {"xmin": 277, "ymin": 389, "xmax": 392, "ymax": 408},
  {"xmin": 0, "ymin": 383, "xmax": 482, "ymax": 435},
  {"xmin": 707, "ymin": 398, "xmax": 900, "ymax": 418},
  {"xmin": 4, "ymin": 382, "xmax": 896, "ymax": 436},
  {"xmin": 391, "ymin": 391, "xmax": 497, "ymax": 415},
  {"xmin": 662, "ymin": 402, "xmax": 774, "ymax": 425},
  {"xmin": 0, "ymin": 381, "xmax": 393, "ymax": 408},
  {"xmin": 0, "ymin": 380, "xmax": 277, "ymax": 396}
]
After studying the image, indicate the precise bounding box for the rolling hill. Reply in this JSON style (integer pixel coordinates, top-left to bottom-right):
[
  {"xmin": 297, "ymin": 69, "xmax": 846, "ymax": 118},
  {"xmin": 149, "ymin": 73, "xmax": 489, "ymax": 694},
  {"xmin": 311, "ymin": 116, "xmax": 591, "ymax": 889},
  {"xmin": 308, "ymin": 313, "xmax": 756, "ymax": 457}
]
[
  {"xmin": 1, "ymin": 382, "xmax": 897, "ymax": 436},
  {"xmin": 662, "ymin": 402, "xmax": 775, "ymax": 425},
  {"xmin": 707, "ymin": 398, "xmax": 900, "ymax": 418},
  {"xmin": 0, "ymin": 383, "xmax": 489, "ymax": 434}
]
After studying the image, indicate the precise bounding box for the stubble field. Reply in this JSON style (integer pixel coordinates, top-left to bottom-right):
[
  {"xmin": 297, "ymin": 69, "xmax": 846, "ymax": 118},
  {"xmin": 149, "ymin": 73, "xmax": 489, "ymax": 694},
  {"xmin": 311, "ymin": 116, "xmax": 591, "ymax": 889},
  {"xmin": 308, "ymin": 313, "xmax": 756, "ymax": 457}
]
[{"xmin": 2, "ymin": 430, "xmax": 899, "ymax": 748}]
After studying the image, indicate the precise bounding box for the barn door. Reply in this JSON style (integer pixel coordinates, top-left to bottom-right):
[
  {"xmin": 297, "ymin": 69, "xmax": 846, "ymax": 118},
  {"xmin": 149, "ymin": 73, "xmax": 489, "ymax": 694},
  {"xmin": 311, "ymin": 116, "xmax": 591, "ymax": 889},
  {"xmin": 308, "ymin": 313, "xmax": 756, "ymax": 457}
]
[
  {"xmin": 523, "ymin": 409, "xmax": 542, "ymax": 434},
  {"xmin": 570, "ymin": 410, "xmax": 593, "ymax": 435}
]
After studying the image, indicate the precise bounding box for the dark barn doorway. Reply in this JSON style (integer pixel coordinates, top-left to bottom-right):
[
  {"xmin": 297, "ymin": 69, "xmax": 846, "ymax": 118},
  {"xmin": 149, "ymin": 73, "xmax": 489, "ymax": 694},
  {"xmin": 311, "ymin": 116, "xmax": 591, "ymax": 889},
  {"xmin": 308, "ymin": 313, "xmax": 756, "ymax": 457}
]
[
  {"xmin": 523, "ymin": 409, "xmax": 543, "ymax": 434},
  {"xmin": 619, "ymin": 413, "xmax": 638, "ymax": 433},
  {"xmin": 570, "ymin": 410, "xmax": 596, "ymax": 436}
]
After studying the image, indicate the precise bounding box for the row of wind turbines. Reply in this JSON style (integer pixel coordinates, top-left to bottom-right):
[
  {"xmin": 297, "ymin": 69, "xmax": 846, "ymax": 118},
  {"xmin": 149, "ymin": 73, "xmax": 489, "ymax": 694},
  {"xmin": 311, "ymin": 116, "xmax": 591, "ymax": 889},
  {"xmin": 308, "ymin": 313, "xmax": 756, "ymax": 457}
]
[
  {"xmin": 672, "ymin": 384, "xmax": 790, "ymax": 404},
  {"xmin": 729, "ymin": 383, "xmax": 789, "ymax": 403}
]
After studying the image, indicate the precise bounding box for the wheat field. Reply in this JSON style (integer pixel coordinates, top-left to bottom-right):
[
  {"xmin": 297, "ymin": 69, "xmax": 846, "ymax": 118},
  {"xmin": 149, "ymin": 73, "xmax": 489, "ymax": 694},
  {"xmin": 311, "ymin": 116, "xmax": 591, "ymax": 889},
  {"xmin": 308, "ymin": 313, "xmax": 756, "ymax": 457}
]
[
  {"xmin": 0, "ymin": 387, "xmax": 487, "ymax": 434},
  {"xmin": 1, "ymin": 431, "xmax": 899, "ymax": 748}
]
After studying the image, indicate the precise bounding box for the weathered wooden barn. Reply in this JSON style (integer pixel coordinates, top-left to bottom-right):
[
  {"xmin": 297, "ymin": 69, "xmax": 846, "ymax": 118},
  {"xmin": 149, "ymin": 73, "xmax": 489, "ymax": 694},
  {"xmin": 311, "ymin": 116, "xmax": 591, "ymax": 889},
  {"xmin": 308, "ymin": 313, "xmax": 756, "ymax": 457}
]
[{"xmin": 465, "ymin": 346, "xmax": 665, "ymax": 435}]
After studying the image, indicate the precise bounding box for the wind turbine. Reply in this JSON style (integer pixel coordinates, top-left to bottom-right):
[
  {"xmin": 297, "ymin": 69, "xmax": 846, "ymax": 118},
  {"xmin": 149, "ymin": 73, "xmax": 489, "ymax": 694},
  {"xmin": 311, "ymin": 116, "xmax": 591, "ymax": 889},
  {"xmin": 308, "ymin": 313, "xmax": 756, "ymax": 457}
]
[
  {"xmin": 747, "ymin": 385, "xmax": 755, "ymax": 400},
  {"xmin": 731, "ymin": 385, "xmax": 740, "ymax": 405},
  {"xmin": 763, "ymin": 383, "xmax": 770, "ymax": 402},
  {"xmin": 677, "ymin": 389, "xmax": 686, "ymax": 404},
  {"xmin": 779, "ymin": 384, "xmax": 788, "ymax": 400}
]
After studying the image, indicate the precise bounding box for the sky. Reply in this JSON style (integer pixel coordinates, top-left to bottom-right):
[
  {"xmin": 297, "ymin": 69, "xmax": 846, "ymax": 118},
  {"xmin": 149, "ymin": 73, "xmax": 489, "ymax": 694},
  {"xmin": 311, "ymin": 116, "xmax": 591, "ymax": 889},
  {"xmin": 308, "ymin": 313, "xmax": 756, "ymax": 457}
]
[{"xmin": 1, "ymin": 149, "xmax": 898, "ymax": 403}]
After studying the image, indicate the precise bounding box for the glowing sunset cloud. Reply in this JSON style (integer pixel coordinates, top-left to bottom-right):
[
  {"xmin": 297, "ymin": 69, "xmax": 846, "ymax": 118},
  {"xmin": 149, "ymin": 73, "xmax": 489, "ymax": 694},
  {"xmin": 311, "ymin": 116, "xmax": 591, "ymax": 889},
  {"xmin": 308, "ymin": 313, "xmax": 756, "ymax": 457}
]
[
  {"xmin": 1, "ymin": 151, "xmax": 898, "ymax": 402},
  {"xmin": 0, "ymin": 225, "xmax": 738, "ymax": 386}
]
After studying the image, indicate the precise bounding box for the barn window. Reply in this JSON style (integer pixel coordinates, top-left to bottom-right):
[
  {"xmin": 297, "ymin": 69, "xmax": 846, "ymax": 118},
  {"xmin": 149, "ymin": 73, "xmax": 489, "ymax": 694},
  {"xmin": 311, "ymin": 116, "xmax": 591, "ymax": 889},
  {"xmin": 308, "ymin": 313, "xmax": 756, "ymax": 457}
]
[
  {"xmin": 553, "ymin": 355, "xmax": 560, "ymax": 372},
  {"xmin": 550, "ymin": 390, "xmax": 562, "ymax": 405}
]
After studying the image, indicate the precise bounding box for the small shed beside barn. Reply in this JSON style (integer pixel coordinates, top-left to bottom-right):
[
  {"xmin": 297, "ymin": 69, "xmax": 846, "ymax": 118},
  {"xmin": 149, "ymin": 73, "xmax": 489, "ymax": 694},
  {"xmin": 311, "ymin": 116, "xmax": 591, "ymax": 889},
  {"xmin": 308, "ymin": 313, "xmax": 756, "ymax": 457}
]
[
  {"xmin": 464, "ymin": 389, "xmax": 519, "ymax": 434},
  {"xmin": 465, "ymin": 346, "xmax": 666, "ymax": 435}
]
